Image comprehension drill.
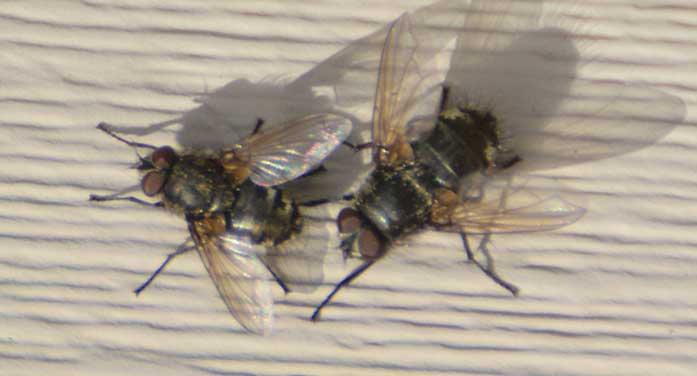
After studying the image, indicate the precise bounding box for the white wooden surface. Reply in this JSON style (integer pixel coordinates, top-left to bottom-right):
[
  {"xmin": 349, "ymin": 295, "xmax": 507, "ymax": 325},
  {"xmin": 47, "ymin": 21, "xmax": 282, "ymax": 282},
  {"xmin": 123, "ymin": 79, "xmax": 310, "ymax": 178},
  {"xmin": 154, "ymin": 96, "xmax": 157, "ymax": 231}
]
[{"xmin": 1, "ymin": 1, "xmax": 696, "ymax": 375}]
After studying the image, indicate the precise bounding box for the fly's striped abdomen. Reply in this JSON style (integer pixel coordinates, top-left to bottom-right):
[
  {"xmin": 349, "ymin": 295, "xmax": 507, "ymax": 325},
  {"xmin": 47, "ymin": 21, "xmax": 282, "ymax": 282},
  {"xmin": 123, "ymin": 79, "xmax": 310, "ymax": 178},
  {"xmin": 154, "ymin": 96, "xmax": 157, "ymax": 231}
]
[{"xmin": 412, "ymin": 107, "xmax": 504, "ymax": 192}]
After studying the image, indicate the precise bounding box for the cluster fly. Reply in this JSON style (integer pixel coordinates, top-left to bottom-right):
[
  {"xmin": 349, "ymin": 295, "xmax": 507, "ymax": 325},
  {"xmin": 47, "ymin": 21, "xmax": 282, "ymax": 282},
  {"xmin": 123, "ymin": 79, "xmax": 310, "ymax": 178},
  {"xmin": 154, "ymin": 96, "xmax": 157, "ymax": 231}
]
[
  {"xmin": 311, "ymin": 0, "xmax": 685, "ymax": 320},
  {"xmin": 91, "ymin": 113, "xmax": 351, "ymax": 334}
]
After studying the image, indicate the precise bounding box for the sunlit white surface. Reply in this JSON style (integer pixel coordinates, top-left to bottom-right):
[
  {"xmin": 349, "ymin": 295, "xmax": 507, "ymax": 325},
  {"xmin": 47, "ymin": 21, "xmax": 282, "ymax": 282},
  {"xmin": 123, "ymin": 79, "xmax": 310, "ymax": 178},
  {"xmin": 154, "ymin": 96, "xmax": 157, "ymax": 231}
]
[{"xmin": 1, "ymin": 1, "xmax": 696, "ymax": 375}]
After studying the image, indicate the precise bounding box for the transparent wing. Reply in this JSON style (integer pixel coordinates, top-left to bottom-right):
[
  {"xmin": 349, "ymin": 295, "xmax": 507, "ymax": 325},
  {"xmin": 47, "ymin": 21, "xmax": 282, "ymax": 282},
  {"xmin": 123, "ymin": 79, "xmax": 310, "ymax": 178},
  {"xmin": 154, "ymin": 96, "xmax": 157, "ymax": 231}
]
[
  {"xmin": 190, "ymin": 219, "xmax": 273, "ymax": 335},
  {"xmin": 372, "ymin": 7, "xmax": 464, "ymax": 164},
  {"xmin": 446, "ymin": 0, "xmax": 686, "ymax": 172},
  {"xmin": 504, "ymin": 81, "xmax": 686, "ymax": 171},
  {"xmin": 230, "ymin": 113, "xmax": 352, "ymax": 187},
  {"xmin": 261, "ymin": 217, "xmax": 331, "ymax": 293},
  {"xmin": 282, "ymin": 1, "xmax": 467, "ymax": 201},
  {"xmin": 441, "ymin": 176, "xmax": 585, "ymax": 234},
  {"xmin": 290, "ymin": 0, "xmax": 467, "ymax": 134}
]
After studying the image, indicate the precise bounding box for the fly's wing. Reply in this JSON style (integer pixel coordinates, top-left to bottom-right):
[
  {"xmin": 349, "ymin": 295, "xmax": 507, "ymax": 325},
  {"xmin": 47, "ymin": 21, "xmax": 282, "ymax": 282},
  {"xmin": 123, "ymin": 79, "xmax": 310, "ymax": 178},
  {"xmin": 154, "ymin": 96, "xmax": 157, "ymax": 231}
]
[
  {"xmin": 441, "ymin": 175, "xmax": 585, "ymax": 235},
  {"xmin": 449, "ymin": 196, "xmax": 584, "ymax": 234},
  {"xmin": 505, "ymin": 81, "xmax": 686, "ymax": 172},
  {"xmin": 372, "ymin": 8, "xmax": 463, "ymax": 165},
  {"xmin": 229, "ymin": 113, "xmax": 352, "ymax": 187},
  {"xmin": 189, "ymin": 218, "xmax": 274, "ymax": 335},
  {"xmin": 282, "ymin": 1, "xmax": 466, "ymax": 201},
  {"xmin": 446, "ymin": 0, "xmax": 686, "ymax": 172},
  {"xmin": 261, "ymin": 217, "xmax": 331, "ymax": 293},
  {"xmin": 290, "ymin": 0, "xmax": 467, "ymax": 130},
  {"xmin": 447, "ymin": 0, "xmax": 544, "ymax": 81}
]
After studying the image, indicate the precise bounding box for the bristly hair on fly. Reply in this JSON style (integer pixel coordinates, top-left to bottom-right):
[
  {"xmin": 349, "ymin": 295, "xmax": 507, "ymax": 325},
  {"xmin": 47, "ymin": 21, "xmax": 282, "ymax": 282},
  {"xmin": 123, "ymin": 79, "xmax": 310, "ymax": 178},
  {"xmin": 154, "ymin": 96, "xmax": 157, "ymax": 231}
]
[
  {"xmin": 91, "ymin": 113, "xmax": 352, "ymax": 335},
  {"xmin": 310, "ymin": 0, "xmax": 686, "ymax": 321}
]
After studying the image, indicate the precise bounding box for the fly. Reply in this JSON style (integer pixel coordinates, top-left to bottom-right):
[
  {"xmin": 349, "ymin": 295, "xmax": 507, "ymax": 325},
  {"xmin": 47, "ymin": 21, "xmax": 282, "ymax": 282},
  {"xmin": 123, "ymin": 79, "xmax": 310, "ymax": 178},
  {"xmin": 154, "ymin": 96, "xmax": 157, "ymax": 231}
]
[
  {"xmin": 311, "ymin": 0, "xmax": 685, "ymax": 320},
  {"xmin": 91, "ymin": 113, "xmax": 351, "ymax": 334}
]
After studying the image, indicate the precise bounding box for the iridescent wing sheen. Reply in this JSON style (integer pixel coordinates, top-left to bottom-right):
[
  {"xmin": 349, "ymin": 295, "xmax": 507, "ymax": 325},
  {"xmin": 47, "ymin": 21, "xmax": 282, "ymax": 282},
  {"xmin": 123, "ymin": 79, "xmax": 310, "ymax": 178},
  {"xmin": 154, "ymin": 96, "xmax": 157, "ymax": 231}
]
[
  {"xmin": 190, "ymin": 218, "xmax": 274, "ymax": 335},
  {"xmin": 440, "ymin": 177, "xmax": 585, "ymax": 234},
  {"xmin": 446, "ymin": 0, "xmax": 686, "ymax": 172},
  {"xmin": 230, "ymin": 113, "xmax": 352, "ymax": 187},
  {"xmin": 372, "ymin": 8, "xmax": 464, "ymax": 165}
]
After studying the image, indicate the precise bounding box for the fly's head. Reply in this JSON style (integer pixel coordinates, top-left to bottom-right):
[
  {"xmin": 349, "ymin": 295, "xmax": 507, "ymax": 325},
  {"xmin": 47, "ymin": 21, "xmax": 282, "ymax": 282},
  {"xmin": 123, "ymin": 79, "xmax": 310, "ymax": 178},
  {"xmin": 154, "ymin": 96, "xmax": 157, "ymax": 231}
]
[
  {"xmin": 137, "ymin": 146, "xmax": 179, "ymax": 198},
  {"xmin": 336, "ymin": 207, "xmax": 386, "ymax": 262}
]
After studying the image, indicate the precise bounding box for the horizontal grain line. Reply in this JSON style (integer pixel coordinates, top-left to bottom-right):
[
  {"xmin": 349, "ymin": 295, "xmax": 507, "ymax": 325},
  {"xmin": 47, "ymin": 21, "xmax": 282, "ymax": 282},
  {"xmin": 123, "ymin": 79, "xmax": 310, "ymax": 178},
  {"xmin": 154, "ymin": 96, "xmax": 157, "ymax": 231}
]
[{"xmin": 0, "ymin": 352, "xmax": 77, "ymax": 364}]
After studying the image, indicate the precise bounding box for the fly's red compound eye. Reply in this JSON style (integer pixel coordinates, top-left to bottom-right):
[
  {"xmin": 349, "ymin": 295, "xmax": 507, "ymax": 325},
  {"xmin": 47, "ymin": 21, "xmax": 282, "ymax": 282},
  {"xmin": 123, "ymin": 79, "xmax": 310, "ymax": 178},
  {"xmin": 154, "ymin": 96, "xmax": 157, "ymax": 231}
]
[
  {"xmin": 151, "ymin": 146, "xmax": 177, "ymax": 169},
  {"xmin": 142, "ymin": 171, "xmax": 166, "ymax": 197},
  {"xmin": 358, "ymin": 227, "xmax": 384, "ymax": 260},
  {"xmin": 337, "ymin": 207, "xmax": 361, "ymax": 234}
]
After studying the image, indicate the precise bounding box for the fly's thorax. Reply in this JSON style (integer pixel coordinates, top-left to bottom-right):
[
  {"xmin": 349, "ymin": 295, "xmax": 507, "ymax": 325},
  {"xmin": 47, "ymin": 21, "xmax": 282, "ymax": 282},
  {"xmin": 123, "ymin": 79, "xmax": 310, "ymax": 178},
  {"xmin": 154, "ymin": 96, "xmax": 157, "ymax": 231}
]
[
  {"xmin": 355, "ymin": 162, "xmax": 433, "ymax": 242},
  {"xmin": 160, "ymin": 154, "xmax": 237, "ymax": 217},
  {"xmin": 228, "ymin": 180, "xmax": 302, "ymax": 246},
  {"xmin": 220, "ymin": 148, "xmax": 252, "ymax": 183},
  {"xmin": 412, "ymin": 106, "xmax": 515, "ymax": 191}
]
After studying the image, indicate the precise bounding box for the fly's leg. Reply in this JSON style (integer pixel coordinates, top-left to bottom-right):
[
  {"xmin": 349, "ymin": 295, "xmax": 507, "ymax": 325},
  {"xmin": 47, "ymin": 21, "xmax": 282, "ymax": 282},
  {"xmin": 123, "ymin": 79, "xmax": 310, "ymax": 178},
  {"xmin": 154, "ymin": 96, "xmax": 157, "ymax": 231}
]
[
  {"xmin": 251, "ymin": 118, "xmax": 264, "ymax": 135},
  {"xmin": 342, "ymin": 141, "xmax": 372, "ymax": 152},
  {"xmin": 300, "ymin": 193, "xmax": 355, "ymax": 207},
  {"xmin": 96, "ymin": 118, "xmax": 180, "ymax": 137},
  {"xmin": 89, "ymin": 193, "xmax": 163, "ymax": 208},
  {"xmin": 299, "ymin": 199, "xmax": 330, "ymax": 207},
  {"xmin": 97, "ymin": 122, "xmax": 158, "ymax": 150},
  {"xmin": 461, "ymin": 172, "xmax": 519, "ymax": 295},
  {"xmin": 461, "ymin": 232, "xmax": 519, "ymax": 296},
  {"xmin": 258, "ymin": 258, "xmax": 291, "ymax": 294},
  {"xmin": 134, "ymin": 241, "xmax": 196, "ymax": 295},
  {"xmin": 438, "ymin": 85, "xmax": 450, "ymax": 113},
  {"xmin": 311, "ymin": 259, "xmax": 376, "ymax": 322},
  {"xmin": 295, "ymin": 164, "xmax": 328, "ymax": 183}
]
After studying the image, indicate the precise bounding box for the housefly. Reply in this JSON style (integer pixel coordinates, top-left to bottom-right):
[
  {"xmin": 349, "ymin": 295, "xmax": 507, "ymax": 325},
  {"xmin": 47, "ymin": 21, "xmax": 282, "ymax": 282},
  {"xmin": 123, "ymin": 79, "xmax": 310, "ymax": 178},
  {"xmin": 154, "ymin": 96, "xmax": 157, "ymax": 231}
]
[
  {"xmin": 311, "ymin": 0, "xmax": 685, "ymax": 320},
  {"xmin": 91, "ymin": 113, "xmax": 351, "ymax": 334}
]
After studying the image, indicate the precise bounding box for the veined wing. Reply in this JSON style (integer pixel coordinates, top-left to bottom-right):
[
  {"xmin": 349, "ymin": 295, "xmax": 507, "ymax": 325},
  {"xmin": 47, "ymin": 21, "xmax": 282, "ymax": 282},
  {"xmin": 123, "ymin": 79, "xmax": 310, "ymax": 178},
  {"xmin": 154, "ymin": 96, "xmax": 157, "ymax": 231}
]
[
  {"xmin": 504, "ymin": 81, "xmax": 686, "ymax": 172},
  {"xmin": 190, "ymin": 218, "xmax": 274, "ymax": 335},
  {"xmin": 373, "ymin": 7, "xmax": 463, "ymax": 165},
  {"xmin": 447, "ymin": 196, "xmax": 584, "ymax": 234},
  {"xmin": 440, "ymin": 177, "xmax": 585, "ymax": 234},
  {"xmin": 446, "ymin": 0, "xmax": 685, "ymax": 172},
  {"xmin": 229, "ymin": 113, "xmax": 351, "ymax": 187},
  {"xmin": 291, "ymin": 0, "xmax": 467, "ymax": 124}
]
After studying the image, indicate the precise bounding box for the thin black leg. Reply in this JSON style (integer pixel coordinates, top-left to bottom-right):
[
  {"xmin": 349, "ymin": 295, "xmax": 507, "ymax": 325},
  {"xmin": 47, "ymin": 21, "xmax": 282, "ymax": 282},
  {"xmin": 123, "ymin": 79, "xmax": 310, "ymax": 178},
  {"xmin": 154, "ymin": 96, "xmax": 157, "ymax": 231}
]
[
  {"xmin": 311, "ymin": 259, "xmax": 376, "ymax": 322},
  {"xmin": 134, "ymin": 242, "xmax": 196, "ymax": 295},
  {"xmin": 461, "ymin": 232, "xmax": 519, "ymax": 296},
  {"xmin": 259, "ymin": 258, "xmax": 291, "ymax": 294},
  {"xmin": 342, "ymin": 141, "xmax": 372, "ymax": 152},
  {"xmin": 299, "ymin": 198, "xmax": 331, "ymax": 207},
  {"xmin": 299, "ymin": 164, "xmax": 327, "ymax": 179},
  {"xmin": 97, "ymin": 122, "xmax": 157, "ymax": 149},
  {"xmin": 251, "ymin": 118, "xmax": 264, "ymax": 135},
  {"xmin": 438, "ymin": 85, "xmax": 451, "ymax": 113},
  {"xmin": 500, "ymin": 155, "xmax": 522, "ymax": 170},
  {"xmin": 89, "ymin": 194, "xmax": 163, "ymax": 208},
  {"xmin": 95, "ymin": 118, "xmax": 180, "ymax": 136},
  {"xmin": 300, "ymin": 193, "xmax": 355, "ymax": 207}
]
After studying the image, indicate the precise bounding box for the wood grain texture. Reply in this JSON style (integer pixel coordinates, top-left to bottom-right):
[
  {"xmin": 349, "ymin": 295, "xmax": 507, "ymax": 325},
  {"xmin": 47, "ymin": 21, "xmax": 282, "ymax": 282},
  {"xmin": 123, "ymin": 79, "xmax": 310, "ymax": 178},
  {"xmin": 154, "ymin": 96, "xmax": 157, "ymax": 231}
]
[{"xmin": 1, "ymin": 1, "xmax": 696, "ymax": 375}]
